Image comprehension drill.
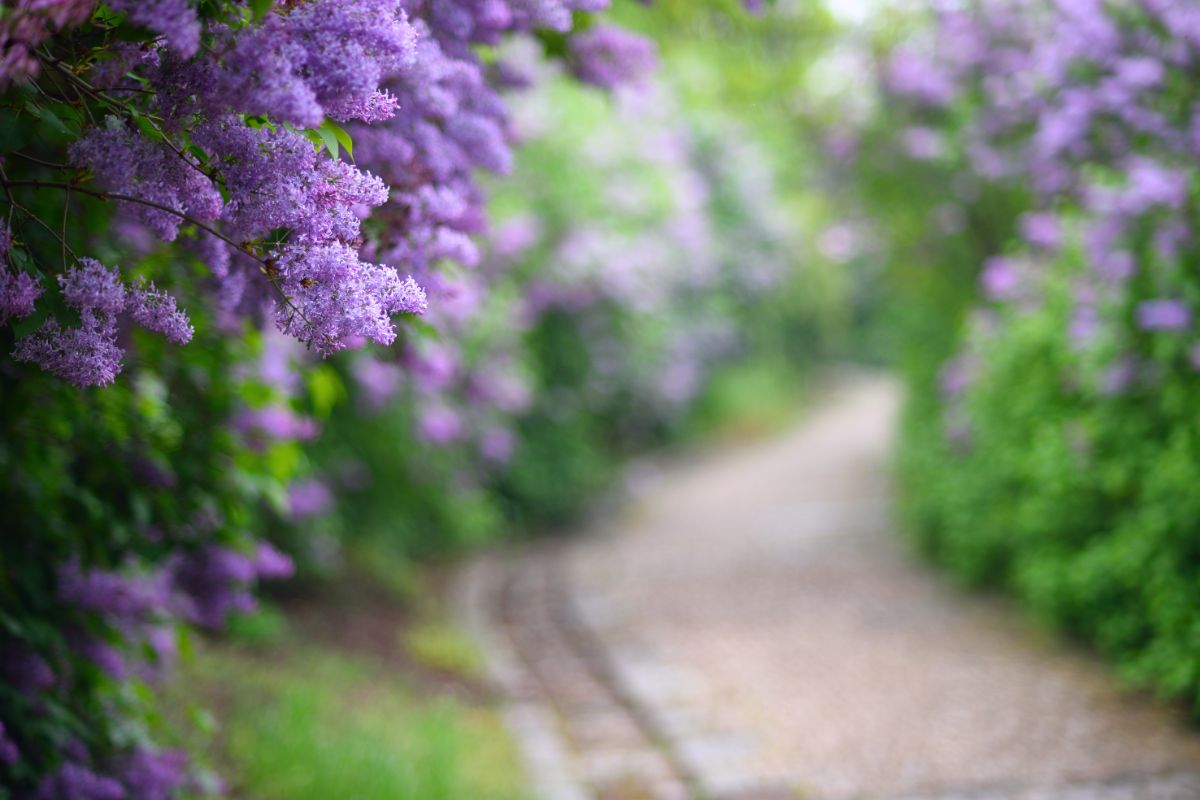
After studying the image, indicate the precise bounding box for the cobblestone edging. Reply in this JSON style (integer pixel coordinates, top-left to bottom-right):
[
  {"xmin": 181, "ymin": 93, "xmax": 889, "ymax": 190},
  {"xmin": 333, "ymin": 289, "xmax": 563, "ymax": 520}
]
[
  {"xmin": 454, "ymin": 554, "xmax": 589, "ymax": 800},
  {"xmin": 455, "ymin": 548, "xmax": 694, "ymax": 800}
]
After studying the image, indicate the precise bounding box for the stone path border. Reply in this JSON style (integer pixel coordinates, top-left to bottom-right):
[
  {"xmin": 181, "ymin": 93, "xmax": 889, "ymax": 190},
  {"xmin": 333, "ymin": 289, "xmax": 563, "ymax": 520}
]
[{"xmin": 456, "ymin": 548, "xmax": 696, "ymax": 800}]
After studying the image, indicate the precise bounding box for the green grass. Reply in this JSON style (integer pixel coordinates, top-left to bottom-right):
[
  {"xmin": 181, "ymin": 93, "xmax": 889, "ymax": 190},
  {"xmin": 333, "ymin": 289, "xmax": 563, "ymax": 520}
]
[
  {"xmin": 404, "ymin": 621, "xmax": 488, "ymax": 681},
  {"xmin": 686, "ymin": 357, "xmax": 809, "ymax": 442},
  {"xmin": 162, "ymin": 611, "xmax": 528, "ymax": 800}
]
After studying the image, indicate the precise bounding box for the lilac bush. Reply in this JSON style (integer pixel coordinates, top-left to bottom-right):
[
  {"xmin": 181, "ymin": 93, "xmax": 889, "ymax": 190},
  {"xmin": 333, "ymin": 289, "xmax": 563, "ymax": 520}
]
[
  {"xmin": 0, "ymin": 0, "xmax": 664, "ymax": 794},
  {"xmin": 841, "ymin": 0, "xmax": 1200, "ymax": 712}
]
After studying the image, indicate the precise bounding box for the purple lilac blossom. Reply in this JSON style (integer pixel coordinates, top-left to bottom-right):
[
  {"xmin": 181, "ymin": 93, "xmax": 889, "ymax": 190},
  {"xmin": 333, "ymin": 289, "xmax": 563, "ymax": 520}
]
[
  {"xmin": 13, "ymin": 314, "xmax": 124, "ymax": 387},
  {"xmin": 127, "ymin": 281, "xmax": 193, "ymax": 344},
  {"xmin": 271, "ymin": 241, "xmax": 427, "ymax": 354},
  {"xmin": 254, "ymin": 543, "xmax": 295, "ymax": 581},
  {"xmin": 1019, "ymin": 211, "xmax": 1062, "ymax": 250},
  {"xmin": 288, "ymin": 479, "xmax": 334, "ymax": 519},
  {"xmin": 352, "ymin": 355, "xmax": 405, "ymax": 410},
  {"xmin": 418, "ymin": 403, "xmax": 464, "ymax": 444},
  {"xmin": 169, "ymin": 547, "xmax": 259, "ymax": 630},
  {"xmin": 70, "ymin": 633, "xmax": 128, "ymax": 681},
  {"xmin": 0, "ymin": 720, "xmax": 19, "ymax": 766},
  {"xmin": 0, "ymin": 269, "xmax": 41, "ymax": 324},
  {"xmin": 887, "ymin": 50, "xmax": 957, "ymax": 107},
  {"xmin": 1070, "ymin": 303, "xmax": 1101, "ymax": 346},
  {"xmin": 35, "ymin": 761, "xmax": 125, "ymax": 800},
  {"xmin": 0, "ymin": 0, "xmax": 95, "ymax": 87},
  {"xmin": 1136, "ymin": 299, "xmax": 1192, "ymax": 331},
  {"xmin": 980, "ymin": 257, "xmax": 1021, "ymax": 302},
  {"xmin": 235, "ymin": 406, "xmax": 320, "ymax": 444},
  {"xmin": 70, "ymin": 119, "xmax": 222, "ymax": 242},
  {"xmin": 106, "ymin": 0, "xmax": 200, "ymax": 57},
  {"xmin": 1100, "ymin": 356, "xmax": 1139, "ymax": 395},
  {"xmin": 480, "ymin": 426, "xmax": 516, "ymax": 463},
  {"xmin": 569, "ymin": 25, "xmax": 658, "ymax": 90},
  {"xmin": 901, "ymin": 126, "xmax": 946, "ymax": 160},
  {"xmin": 114, "ymin": 748, "xmax": 188, "ymax": 800},
  {"xmin": 0, "ymin": 641, "xmax": 55, "ymax": 697},
  {"xmin": 57, "ymin": 558, "xmax": 168, "ymax": 622}
]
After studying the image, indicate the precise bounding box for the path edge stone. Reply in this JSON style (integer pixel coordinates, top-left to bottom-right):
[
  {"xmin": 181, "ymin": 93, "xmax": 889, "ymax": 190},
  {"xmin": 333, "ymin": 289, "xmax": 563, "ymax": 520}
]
[{"xmin": 453, "ymin": 554, "xmax": 591, "ymax": 800}]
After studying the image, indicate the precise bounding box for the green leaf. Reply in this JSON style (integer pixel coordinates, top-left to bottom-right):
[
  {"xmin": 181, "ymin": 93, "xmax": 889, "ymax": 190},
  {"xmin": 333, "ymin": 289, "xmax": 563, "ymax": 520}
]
[
  {"xmin": 315, "ymin": 124, "xmax": 339, "ymax": 160},
  {"xmin": 25, "ymin": 104, "xmax": 71, "ymax": 136},
  {"xmin": 321, "ymin": 119, "xmax": 354, "ymax": 160},
  {"xmin": 250, "ymin": 0, "xmax": 274, "ymax": 22},
  {"xmin": 301, "ymin": 127, "xmax": 325, "ymax": 154},
  {"xmin": 307, "ymin": 365, "xmax": 345, "ymax": 418},
  {"xmin": 0, "ymin": 109, "xmax": 33, "ymax": 153}
]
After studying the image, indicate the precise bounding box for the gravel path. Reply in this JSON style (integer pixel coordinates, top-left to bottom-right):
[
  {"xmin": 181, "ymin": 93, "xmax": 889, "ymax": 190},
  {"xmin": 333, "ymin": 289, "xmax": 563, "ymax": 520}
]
[{"xmin": 460, "ymin": 374, "xmax": 1200, "ymax": 800}]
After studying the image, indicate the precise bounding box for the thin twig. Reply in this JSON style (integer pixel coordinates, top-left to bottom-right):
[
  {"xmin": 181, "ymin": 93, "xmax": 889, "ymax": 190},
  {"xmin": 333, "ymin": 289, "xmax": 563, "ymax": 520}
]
[
  {"xmin": 0, "ymin": 177, "xmax": 317, "ymax": 333},
  {"xmin": 61, "ymin": 185, "xmax": 69, "ymax": 270},
  {"xmin": 0, "ymin": 167, "xmax": 78, "ymax": 260},
  {"xmin": 3, "ymin": 178, "xmax": 259, "ymax": 262},
  {"xmin": 9, "ymin": 151, "xmax": 72, "ymax": 171}
]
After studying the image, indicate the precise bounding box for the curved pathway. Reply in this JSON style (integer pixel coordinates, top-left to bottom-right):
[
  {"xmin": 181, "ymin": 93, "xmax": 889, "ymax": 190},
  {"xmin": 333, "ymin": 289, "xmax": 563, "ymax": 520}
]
[{"xmin": 459, "ymin": 374, "xmax": 1200, "ymax": 800}]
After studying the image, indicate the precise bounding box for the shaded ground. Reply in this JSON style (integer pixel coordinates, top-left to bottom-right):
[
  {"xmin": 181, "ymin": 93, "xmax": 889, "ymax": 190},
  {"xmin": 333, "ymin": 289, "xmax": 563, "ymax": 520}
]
[{"xmin": 462, "ymin": 374, "xmax": 1200, "ymax": 800}]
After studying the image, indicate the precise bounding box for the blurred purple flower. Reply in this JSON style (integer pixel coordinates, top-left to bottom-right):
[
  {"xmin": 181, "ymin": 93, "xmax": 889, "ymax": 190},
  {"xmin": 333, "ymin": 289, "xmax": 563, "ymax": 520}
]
[
  {"xmin": 57, "ymin": 559, "xmax": 169, "ymax": 623},
  {"xmin": 1099, "ymin": 356, "xmax": 1139, "ymax": 395},
  {"xmin": 1069, "ymin": 303, "xmax": 1101, "ymax": 345},
  {"xmin": 938, "ymin": 355, "xmax": 978, "ymax": 399},
  {"xmin": 1136, "ymin": 299, "xmax": 1191, "ymax": 331},
  {"xmin": 0, "ymin": 720, "xmax": 19, "ymax": 767},
  {"xmin": 980, "ymin": 257, "xmax": 1022, "ymax": 302},
  {"xmin": 255, "ymin": 543, "xmax": 295, "ymax": 580},
  {"xmin": 480, "ymin": 427, "xmax": 516, "ymax": 464},
  {"xmin": 1019, "ymin": 212, "xmax": 1061, "ymax": 250},
  {"xmin": 115, "ymin": 747, "xmax": 189, "ymax": 800},
  {"xmin": 35, "ymin": 761, "xmax": 125, "ymax": 800},
  {"xmin": 901, "ymin": 126, "xmax": 946, "ymax": 160},
  {"xmin": 417, "ymin": 404, "xmax": 464, "ymax": 445},
  {"xmin": 569, "ymin": 25, "xmax": 658, "ymax": 90},
  {"xmin": 887, "ymin": 50, "xmax": 957, "ymax": 107},
  {"xmin": 0, "ymin": 640, "xmax": 55, "ymax": 697},
  {"xmin": 288, "ymin": 479, "xmax": 334, "ymax": 520},
  {"xmin": 235, "ymin": 406, "xmax": 320, "ymax": 444},
  {"xmin": 69, "ymin": 632, "xmax": 127, "ymax": 680},
  {"xmin": 169, "ymin": 547, "xmax": 259, "ymax": 630}
]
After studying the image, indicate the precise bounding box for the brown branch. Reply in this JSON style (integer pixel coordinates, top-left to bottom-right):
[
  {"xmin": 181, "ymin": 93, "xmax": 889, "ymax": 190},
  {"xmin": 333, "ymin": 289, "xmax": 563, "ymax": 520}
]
[
  {"xmin": 0, "ymin": 177, "xmax": 319, "ymax": 335},
  {"xmin": 0, "ymin": 165, "xmax": 78, "ymax": 261}
]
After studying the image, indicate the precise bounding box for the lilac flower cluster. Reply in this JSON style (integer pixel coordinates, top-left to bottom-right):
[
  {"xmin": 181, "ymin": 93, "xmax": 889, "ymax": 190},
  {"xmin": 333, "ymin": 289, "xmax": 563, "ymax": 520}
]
[
  {"xmin": 106, "ymin": 0, "xmax": 200, "ymax": 57},
  {"xmin": 0, "ymin": 269, "xmax": 42, "ymax": 324},
  {"xmin": 5, "ymin": 0, "xmax": 661, "ymax": 389},
  {"xmin": 13, "ymin": 259, "xmax": 191, "ymax": 386},
  {"xmin": 169, "ymin": 545, "xmax": 293, "ymax": 629},
  {"xmin": 0, "ymin": 0, "xmax": 96, "ymax": 88},
  {"xmin": 70, "ymin": 117, "xmax": 223, "ymax": 242},
  {"xmin": 568, "ymin": 25, "xmax": 658, "ymax": 90}
]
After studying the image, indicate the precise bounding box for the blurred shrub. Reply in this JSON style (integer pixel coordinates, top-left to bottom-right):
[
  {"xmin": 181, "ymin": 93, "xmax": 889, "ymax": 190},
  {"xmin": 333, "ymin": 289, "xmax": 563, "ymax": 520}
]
[{"xmin": 834, "ymin": 0, "xmax": 1200, "ymax": 712}]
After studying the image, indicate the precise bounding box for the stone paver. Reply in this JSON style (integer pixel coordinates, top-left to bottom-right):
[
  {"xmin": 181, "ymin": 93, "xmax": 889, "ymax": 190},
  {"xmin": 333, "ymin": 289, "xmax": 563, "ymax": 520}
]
[{"xmin": 462, "ymin": 374, "xmax": 1200, "ymax": 800}]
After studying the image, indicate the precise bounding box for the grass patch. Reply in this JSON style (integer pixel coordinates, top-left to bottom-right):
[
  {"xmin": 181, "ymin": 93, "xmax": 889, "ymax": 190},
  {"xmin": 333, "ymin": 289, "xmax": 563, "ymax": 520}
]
[
  {"xmin": 404, "ymin": 621, "xmax": 487, "ymax": 681},
  {"xmin": 686, "ymin": 357, "xmax": 809, "ymax": 442},
  {"xmin": 160, "ymin": 572, "xmax": 528, "ymax": 800}
]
